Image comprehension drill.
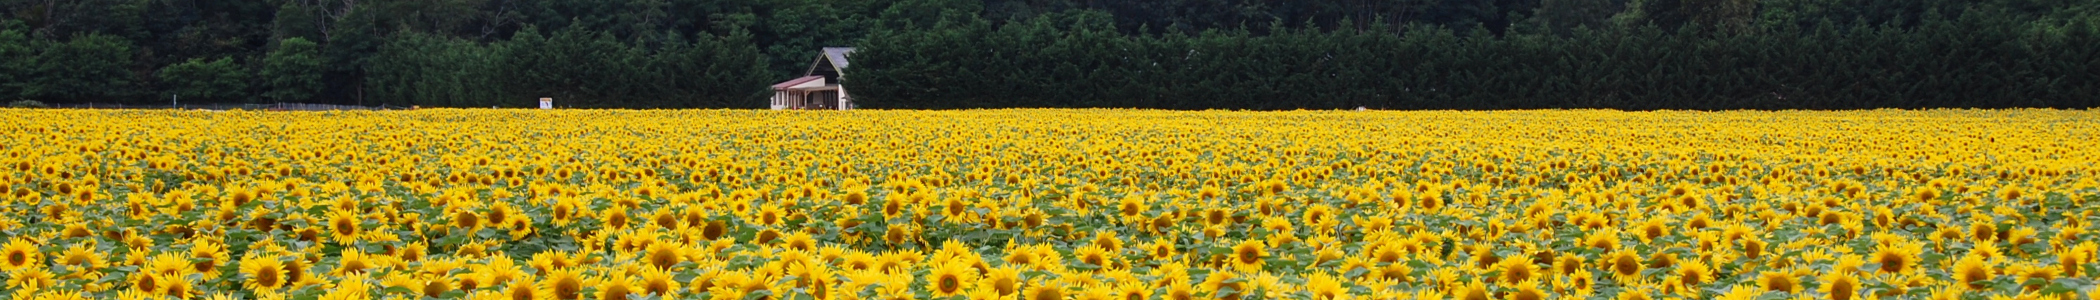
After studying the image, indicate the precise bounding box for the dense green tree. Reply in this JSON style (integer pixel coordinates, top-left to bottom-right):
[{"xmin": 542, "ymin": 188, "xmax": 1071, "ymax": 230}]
[
  {"xmin": 262, "ymin": 38, "xmax": 326, "ymax": 102},
  {"xmin": 158, "ymin": 57, "xmax": 251, "ymax": 103},
  {"xmin": 500, "ymin": 25, "xmax": 643, "ymax": 108},
  {"xmin": 1533, "ymin": 0, "xmax": 1628, "ymax": 35},
  {"xmin": 16, "ymin": 34, "xmax": 135, "ymax": 102},
  {"xmin": 1629, "ymin": 0, "xmax": 1757, "ymax": 33},
  {"xmin": 366, "ymin": 31, "xmax": 509, "ymax": 107},
  {"xmin": 0, "ymin": 23, "xmax": 28, "ymax": 100}
]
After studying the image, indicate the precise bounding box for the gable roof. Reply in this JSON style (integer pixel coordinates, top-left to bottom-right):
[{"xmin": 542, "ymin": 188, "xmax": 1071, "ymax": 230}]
[
  {"xmin": 823, "ymin": 47, "xmax": 855, "ymax": 69},
  {"xmin": 806, "ymin": 47, "xmax": 856, "ymax": 76},
  {"xmin": 771, "ymin": 76, "xmax": 824, "ymax": 90}
]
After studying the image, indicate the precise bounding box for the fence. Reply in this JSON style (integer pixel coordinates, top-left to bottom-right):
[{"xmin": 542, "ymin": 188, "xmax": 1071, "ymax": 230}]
[{"xmin": 41, "ymin": 102, "xmax": 399, "ymax": 111}]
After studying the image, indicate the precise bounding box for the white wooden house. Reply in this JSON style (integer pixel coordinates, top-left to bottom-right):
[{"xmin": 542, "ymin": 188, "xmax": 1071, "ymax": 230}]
[{"xmin": 770, "ymin": 47, "xmax": 855, "ymax": 110}]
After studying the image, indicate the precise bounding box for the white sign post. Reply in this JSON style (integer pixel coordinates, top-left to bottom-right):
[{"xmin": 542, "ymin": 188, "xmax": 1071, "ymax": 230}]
[{"xmin": 539, "ymin": 98, "xmax": 553, "ymax": 109}]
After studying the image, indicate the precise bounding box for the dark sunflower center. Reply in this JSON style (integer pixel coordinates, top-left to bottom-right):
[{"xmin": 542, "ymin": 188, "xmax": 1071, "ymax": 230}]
[
  {"xmin": 938, "ymin": 275, "xmax": 961, "ymax": 292},
  {"xmin": 993, "ymin": 278, "xmax": 1015, "ymax": 295},
  {"xmin": 1237, "ymin": 249, "xmax": 1260, "ymax": 263},
  {"xmin": 334, "ymin": 219, "xmax": 356, "ymax": 234},
  {"xmin": 600, "ymin": 284, "xmax": 630, "ymax": 300},
  {"xmin": 553, "ymin": 278, "xmax": 581, "ymax": 299},
  {"xmin": 702, "ymin": 222, "xmax": 726, "ymax": 240},
  {"xmin": 457, "ymin": 211, "xmax": 480, "ymax": 227},
  {"xmin": 1878, "ymin": 254, "xmax": 1906, "ymax": 272},
  {"xmin": 1033, "ymin": 288, "xmax": 1062, "ymax": 300},
  {"xmin": 510, "ymin": 285, "xmax": 535, "ymax": 300},
  {"xmin": 650, "ymin": 248, "xmax": 679, "ymax": 268},
  {"xmin": 1767, "ymin": 277, "xmax": 1791, "ymax": 292},
  {"xmin": 256, "ymin": 266, "xmax": 281, "ymax": 287},
  {"xmin": 137, "ymin": 274, "xmax": 160, "ymax": 291},
  {"xmin": 193, "ymin": 258, "xmax": 217, "ymax": 273},
  {"xmin": 1613, "ymin": 257, "xmax": 1639, "ymax": 274},
  {"xmin": 646, "ymin": 280, "xmax": 672, "ymax": 294}
]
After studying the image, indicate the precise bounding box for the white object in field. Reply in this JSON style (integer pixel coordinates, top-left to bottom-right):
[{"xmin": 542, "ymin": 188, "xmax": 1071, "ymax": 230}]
[{"xmin": 540, "ymin": 98, "xmax": 553, "ymax": 109}]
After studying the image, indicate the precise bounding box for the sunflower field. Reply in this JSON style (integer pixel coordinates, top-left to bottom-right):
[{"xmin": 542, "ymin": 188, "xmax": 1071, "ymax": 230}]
[{"xmin": 1, "ymin": 109, "xmax": 2098, "ymax": 300}]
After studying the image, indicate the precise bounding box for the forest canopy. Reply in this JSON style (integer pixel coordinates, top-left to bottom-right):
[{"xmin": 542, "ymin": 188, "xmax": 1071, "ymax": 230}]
[{"xmin": 0, "ymin": 0, "xmax": 2095, "ymax": 109}]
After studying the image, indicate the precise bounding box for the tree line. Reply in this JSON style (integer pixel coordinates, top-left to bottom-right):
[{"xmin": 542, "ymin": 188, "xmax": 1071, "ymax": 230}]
[{"xmin": 1, "ymin": 0, "xmax": 2095, "ymax": 109}]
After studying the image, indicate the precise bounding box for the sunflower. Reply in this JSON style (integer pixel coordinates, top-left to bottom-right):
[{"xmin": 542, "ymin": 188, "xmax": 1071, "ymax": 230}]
[
  {"xmin": 1673, "ymin": 260, "xmax": 1710, "ymax": 287},
  {"xmin": 1869, "ymin": 242, "xmax": 1920, "ymax": 274},
  {"xmin": 757, "ymin": 228, "xmax": 784, "ymax": 244},
  {"xmin": 334, "ymin": 249, "xmax": 376, "ymax": 275},
  {"xmin": 1497, "ymin": 259, "xmax": 1538, "ymax": 284},
  {"xmin": 1302, "ymin": 204, "xmax": 1338, "ymax": 230},
  {"xmin": 1602, "ymin": 250, "xmax": 1642, "ymax": 279},
  {"xmin": 543, "ymin": 267, "xmax": 587, "ymax": 300},
  {"xmin": 1951, "ymin": 254, "xmax": 1992, "ymax": 289},
  {"xmin": 928, "ymin": 262, "xmax": 978, "ymax": 297},
  {"xmin": 843, "ymin": 189, "xmax": 869, "ymax": 205},
  {"xmin": 1756, "ymin": 271, "xmax": 1799, "ymax": 294},
  {"xmin": 452, "ymin": 208, "xmax": 484, "ymax": 231},
  {"xmin": 418, "ymin": 274, "xmax": 459, "ymax": 299},
  {"xmin": 239, "ymin": 254, "xmax": 289, "ymax": 292},
  {"xmin": 457, "ymin": 271, "xmax": 493, "ymax": 292},
  {"xmin": 1073, "ymin": 245, "xmax": 1114, "ymax": 268},
  {"xmin": 281, "ymin": 255, "xmax": 320, "ymax": 288},
  {"xmin": 593, "ymin": 272, "xmax": 638, "ymax": 300},
  {"xmin": 642, "ymin": 241, "xmax": 685, "ymax": 270},
  {"xmin": 782, "ymin": 231, "xmax": 818, "ymax": 252},
  {"xmin": 1304, "ymin": 272, "xmax": 1347, "ymax": 300},
  {"xmin": 1117, "ymin": 194, "xmax": 1147, "ymax": 221},
  {"xmin": 940, "ymin": 197, "xmax": 972, "ymax": 221},
  {"xmin": 700, "ymin": 220, "xmax": 731, "ymax": 241},
  {"xmin": 189, "ymin": 239, "xmax": 232, "ymax": 278},
  {"xmin": 501, "ymin": 275, "xmax": 547, "ymax": 300},
  {"xmin": 603, "ymin": 208, "xmax": 632, "ymax": 229},
  {"xmin": 1, "ymin": 238, "xmax": 38, "ymax": 271},
  {"xmin": 979, "ymin": 266, "xmax": 1023, "ymax": 296},
  {"xmin": 326, "ymin": 209, "xmax": 362, "ymax": 245},
  {"xmin": 550, "ymin": 198, "xmax": 581, "ymax": 227},
  {"xmin": 52, "ymin": 243, "xmax": 105, "ymax": 276},
  {"xmin": 1092, "ymin": 231, "xmax": 1126, "ymax": 253},
  {"xmin": 840, "ymin": 252, "xmax": 878, "ymax": 272},
  {"xmin": 1510, "ymin": 279, "xmax": 1548, "ymax": 300},
  {"xmin": 2010, "ymin": 262, "xmax": 2058, "ymax": 292},
  {"xmin": 1372, "ymin": 260, "xmax": 1412, "ymax": 282},
  {"xmin": 1127, "ymin": 241, "xmax": 1171, "ymax": 264},
  {"xmin": 1447, "ymin": 280, "xmax": 1490, "ymax": 300},
  {"xmin": 6, "ymin": 268, "xmax": 56, "ymax": 291},
  {"xmin": 160, "ymin": 276, "xmax": 198, "ymax": 299},
  {"xmin": 1822, "ymin": 271, "xmax": 1859, "ymax": 300},
  {"xmin": 880, "ymin": 199, "xmax": 906, "ymax": 220},
  {"xmin": 1160, "ymin": 279, "xmax": 1197, "ymax": 300},
  {"xmin": 1229, "ymin": 240, "xmax": 1267, "ymax": 271},
  {"xmin": 754, "ymin": 204, "xmax": 787, "ymax": 227},
  {"xmin": 636, "ymin": 267, "xmax": 680, "ymax": 297},
  {"xmin": 1011, "ymin": 280, "xmax": 1064, "ymax": 300},
  {"xmin": 1198, "ymin": 271, "xmax": 1248, "ymax": 300}
]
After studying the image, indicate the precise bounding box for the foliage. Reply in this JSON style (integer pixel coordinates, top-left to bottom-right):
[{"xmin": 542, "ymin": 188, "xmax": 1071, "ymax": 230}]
[
  {"xmin": 851, "ymin": 12, "xmax": 2100, "ymax": 110},
  {"xmin": 159, "ymin": 57, "xmax": 252, "ymax": 103},
  {"xmin": 361, "ymin": 26, "xmax": 772, "ymax": 108},
  {"xmin": 261, "ymin": 38, "xmax": 325, "ymax": 102},
  {"xmin": 11, "ymin": 34, "xmax": 135, "ymax": 103}
]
